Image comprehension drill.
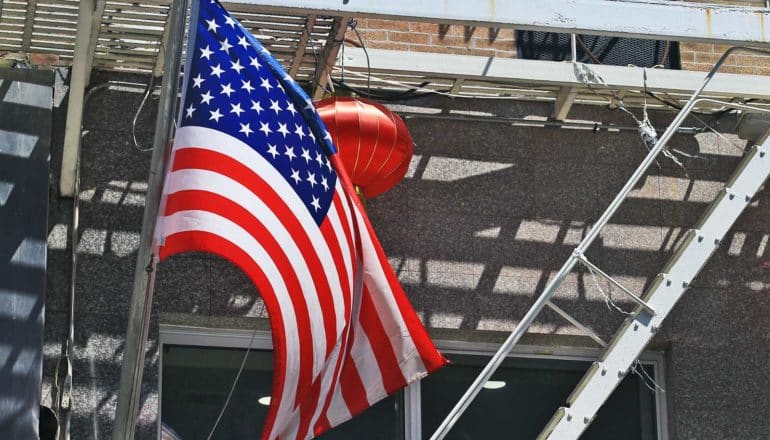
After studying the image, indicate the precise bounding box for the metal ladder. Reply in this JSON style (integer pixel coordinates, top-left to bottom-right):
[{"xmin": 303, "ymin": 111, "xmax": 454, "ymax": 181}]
[
  {"xmin": 538, "ymin": 133, "xmax": 770, "ymax": 439},
  {"xmin": 430, "ymin": 46, "xmax": 770, "ymax": 440}
]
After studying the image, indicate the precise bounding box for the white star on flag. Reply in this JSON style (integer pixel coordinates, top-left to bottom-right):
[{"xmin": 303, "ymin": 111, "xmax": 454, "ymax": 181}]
[
  {"xmin": 209, "ymin": 108, "xmax": 223, "ymax": 122},
  {"xmin": 259, "ymin": 121, "xmax": 271, "ymax": 136},
  {"xmin": 277, "ymin": 122, "xmax": 290, "ymax": 137},
  {"xmin": 230, "ymin": 102, "xmax": 244, "ymax": 116},
  {"xmin": 200, "ymin": 45, "xmax": 213, "ymax": 60},
  {"xmin": 239, "ymin": 122, "xmax": 253, "ymax": 137},
  {"xmin": 210, "ymin": 64, "xmax": 224, "ymax": 78}
]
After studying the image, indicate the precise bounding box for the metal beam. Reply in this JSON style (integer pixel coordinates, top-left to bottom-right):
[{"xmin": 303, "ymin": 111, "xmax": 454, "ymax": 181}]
[
  {"xmin": 59, "ymin": 0, "xmax": 98, "ymax": 197},
  {"xmin": 553, "ymin": 86, "xmax": 578, "ymax": 120},
  {"xmin": 233, "ymin": 0, "xmax": 770, "ymax": 46},
  {"xmin": 312, "ymin": 15, "xmax": 349, "ymax": 100},
  {"xmin": 85, "ymin": 0, "xmax": 108, "ymax": 85},
  {"xmin": 20, "ymin": 0, "xmax": 37, "ymax": 51},
  {"xmin": 340, "ymin": 47, "xmax": 770, "ymax": 101},
  {"xmin": 290, "ymin": 15, "xmax": 316, "ymax": 78},
  {"xmin": 59, "ymin": 0, "xmax": 108, "ymax": 197},
  {"xmin": 112, "ymin": 0, "xmax": 189, "ymax": 436}
]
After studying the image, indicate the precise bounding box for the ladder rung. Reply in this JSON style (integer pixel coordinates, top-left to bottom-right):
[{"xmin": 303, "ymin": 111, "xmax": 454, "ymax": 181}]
[
  {"xmin": 545, "ymin": 301, "xmax": 607, "ymax": 347},
  {"xmin": 576, "ymin": 253, "xmax": 656, "ymax": 316}
]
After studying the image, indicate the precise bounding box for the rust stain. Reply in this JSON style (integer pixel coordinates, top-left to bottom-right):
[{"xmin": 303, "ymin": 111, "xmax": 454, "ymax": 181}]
[
  {"xmin": 704, "ymin": 8, "xmax": 712, "ymax": 37},
  {"xmin": 760, "ymin": 12, "xmax": 766, "ymax": 43}
]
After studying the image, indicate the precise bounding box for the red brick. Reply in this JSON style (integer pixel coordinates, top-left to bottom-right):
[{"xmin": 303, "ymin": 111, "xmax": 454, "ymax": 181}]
[
  {"xmin": 681, "ymin": 62, "xmax": 714, "ymax": 72},
  {"xmin": 471, "ymin": 37, "xmax": 516, "ymax": 52},
  {"xmin": 734, "ymin": 55, "xmax": 770, "ymax": 68},
  {"xmin": 29, "ymin": 52, "xmax": 61, "ymax": 66},
  {"xmin": 409, "ymin": 22, "xmax": 441, "ymax": 34},
  {"xmin": 355, "ymin": 29, "xmax": 387, "ymax": 42},
  {"xmin": 751, "ymin": 66, "xmax": 770, "ymax": 76},
  {"xmin": 680, "ymin": 42, "xmax": 715, "ymax": 53},
  {"xmin": 364, "ymin": 41, "xmax": 411, "ymax": 51},
  {"xmin": 388, "ymin": 31, "xmax": 432, "ymax": 44},
  {"xmin": 694, "ymin": 52, "xmax": 723, "ymax": 64},
  {"xmin": 431, "ymin": 35, "xmax": 472, "ymax": 48},
  {"xmin": 364, "ymin": 18, "xmax": 409, "ymax": 31},
  {"xmin": 678, "ymin": 51, "xmax": 695, "ymax": 63}
]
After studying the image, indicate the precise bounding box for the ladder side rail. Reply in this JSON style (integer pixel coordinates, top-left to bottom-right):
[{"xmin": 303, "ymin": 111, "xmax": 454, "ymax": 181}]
[
  {"xmin": 540, "ymin": 141, "xmax": 770, "ymax": 439},
  {"xmin": 429, "ymin": 46, "xmax": 770, "ymax": 440}
]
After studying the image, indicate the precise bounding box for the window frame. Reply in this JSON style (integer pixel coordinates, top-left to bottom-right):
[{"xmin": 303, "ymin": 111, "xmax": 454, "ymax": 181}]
[{"xmin": 158, "ymin": 324, "xmax": 669, "ymax": 440}]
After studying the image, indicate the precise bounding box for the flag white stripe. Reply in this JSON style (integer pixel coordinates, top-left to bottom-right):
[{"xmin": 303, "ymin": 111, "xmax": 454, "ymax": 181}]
[
  {"xmin": 157, "ymin": 209, "xmax": 299, "ymax": 434},
  {"xmin": 354, "ymin": 205, "xmax": 428, "ymax": 380},
  {"xmin": 164, "ymin": 168, "xmax": 328, "ymax": 376},
  {"xmin": 349, "ymin": 321, "xmax": 388, "ymax": 406},
  {"xmin": 326, "ymin": 384, "xmax": 352, "ymax": 427},
  {"xmin": 174, "ymin": 125, "xmax": 348, "ymax": 336},
  {"xmin": 304, "ymin": 335, "xmax": 346, "ymax": 440},
  {"xmin": 334, "ymin": 184, "xmax": 356, "ymax": 254},
  {"xmin": 326, "ymin": 193, "xmax": 354, "ymax": 296}
]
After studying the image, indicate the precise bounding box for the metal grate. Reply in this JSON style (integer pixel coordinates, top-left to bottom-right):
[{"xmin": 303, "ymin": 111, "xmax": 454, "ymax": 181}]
[
  {"xmin": 0, "ymin": 0, "xmax": 334, "ymax": 77},
  {"xmin": 516, "ymin": 31, "xmax": 681, "ymax": 69}
]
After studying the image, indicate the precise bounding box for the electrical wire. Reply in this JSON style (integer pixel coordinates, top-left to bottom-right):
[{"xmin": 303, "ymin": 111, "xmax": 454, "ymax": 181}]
[
  {"xmin": 132, "ymin": 75, "xmax": 158, "ymax": 152},
  {"xmin": 205, "ymin": 327, "xmax": 261, "ymax": 440},
  {"xmin": 349, "ymin": 19, "xmax": 371, "ymax": 93}
]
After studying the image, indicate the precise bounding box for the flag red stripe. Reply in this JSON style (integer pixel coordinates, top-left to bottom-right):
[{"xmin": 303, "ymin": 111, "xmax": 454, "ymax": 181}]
[
  {"xmin": 335, "ymin": 337, "xmax": 371, "ymax": 420},
  {"xmin": 172, "ymin": 147, "xmax": 340, "ymax": 358},
  {"xmin": 159, "ymin": 231, "xmax": 288, "ymax": 438},
  {"xmin": 359, "ymin": 285, "xmax": 408, "ymax": 392},
  {"xmin": 297, "ymin": 207, "xmax": 357, "ymax": 438},
  {"xmin": 310, "ymin": 219, "xmax": 355, "ymax": 432},
  {"xmin": 163, "ymin": 190, "xmax": 316, "ymax": 406},
  {"xmin": 320, "ymin": 211, "xmax": 351, "ymax": 322}
]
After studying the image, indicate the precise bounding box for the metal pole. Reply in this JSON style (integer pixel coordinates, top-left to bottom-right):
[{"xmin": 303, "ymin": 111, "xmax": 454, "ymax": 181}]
[
  {"xmin": 428, "ymin": 45, "xmax": 760, "ymax": 440},
  {"xmin": 59, "ymin": 0, "xmax": 94, "ymax": 197},
  {"xmin": 111, "ymin": 0, "xmax": 188, "ymax": 438}
]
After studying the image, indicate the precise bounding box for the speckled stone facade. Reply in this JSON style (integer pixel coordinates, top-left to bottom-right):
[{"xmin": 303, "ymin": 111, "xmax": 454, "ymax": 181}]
[{"xmin": 42, "ymin": 71, "xmax": 770, "ymax": 439}]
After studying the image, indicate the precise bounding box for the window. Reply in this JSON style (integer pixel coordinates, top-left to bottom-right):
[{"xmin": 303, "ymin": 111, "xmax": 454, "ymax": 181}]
[
  {"xmin": 420, "ymin": 351, "xmax": 661, "ymax": 439},
  {"xmin": 159, "ymin": 326, "xmax": 667, "ymax": 440},
  {"xmin": 159, "ymin": 331, "xmax": 405, "ymax": 439}
]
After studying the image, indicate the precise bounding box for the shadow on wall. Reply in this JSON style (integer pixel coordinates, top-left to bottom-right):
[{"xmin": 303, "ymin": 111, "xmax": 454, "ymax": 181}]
[{"xmin": 41, "ymin": 72, "xmax": 770, "ymax": 439}]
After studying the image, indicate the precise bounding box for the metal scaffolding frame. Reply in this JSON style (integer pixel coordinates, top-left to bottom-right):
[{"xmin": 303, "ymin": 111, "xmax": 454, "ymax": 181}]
[
  {"xmin": 4, "ymin": 0, "xmax": 767, "ymax": 196},
  {"xmin": 9, "ymin": 0, "xmax": 770, "ymax": 437}
]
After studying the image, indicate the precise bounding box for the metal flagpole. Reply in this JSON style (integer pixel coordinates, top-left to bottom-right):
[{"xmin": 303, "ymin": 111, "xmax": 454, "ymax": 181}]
[
  {"xmin": 428, "ymin": 46, "xmax": 759, "ymax": 440},
  {"xmin": 112, "ymin": 0, "xmax": 189, "ymax": 437}
]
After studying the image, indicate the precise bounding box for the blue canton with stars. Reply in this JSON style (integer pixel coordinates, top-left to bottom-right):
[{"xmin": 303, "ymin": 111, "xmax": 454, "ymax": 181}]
[{"xmin": 180, "ymin": 0, "xmax": 337, "ymax": 225}]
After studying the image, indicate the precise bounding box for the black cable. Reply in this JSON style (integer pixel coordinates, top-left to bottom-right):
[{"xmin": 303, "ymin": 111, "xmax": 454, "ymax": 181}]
[
  {"xmin": 349, "ymin": 21, "xmax": 371, "ymax": 92},
  {"xmin": 332, "ymin": 78, "xmax": 447, "ymax": 101}
]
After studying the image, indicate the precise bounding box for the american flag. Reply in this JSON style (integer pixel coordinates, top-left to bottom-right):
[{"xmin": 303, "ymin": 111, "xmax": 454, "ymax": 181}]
[{"xmin": 154, "ymin": 1, "xmax": 447, "ymax": 439}]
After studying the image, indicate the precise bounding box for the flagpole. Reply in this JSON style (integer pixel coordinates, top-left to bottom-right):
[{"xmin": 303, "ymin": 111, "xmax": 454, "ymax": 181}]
[{"xmin": 112, "ymin": 0, "xmax": 189, "ymax": 437}]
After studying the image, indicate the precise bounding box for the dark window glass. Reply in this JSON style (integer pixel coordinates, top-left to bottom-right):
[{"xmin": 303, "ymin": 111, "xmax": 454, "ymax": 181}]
[
  {"xmin": 161, "ymin": 345, "xmax": 404, "ymax": 440},
  {"xmin": 421, "ymin": 354, "xmax": 658, "ymax": 440}
]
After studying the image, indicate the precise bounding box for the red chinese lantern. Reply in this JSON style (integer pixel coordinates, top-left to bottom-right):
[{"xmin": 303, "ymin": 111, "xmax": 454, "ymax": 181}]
[{"xmin": 315, "ymin": 96, "xmax": 413, "ymax": 198}]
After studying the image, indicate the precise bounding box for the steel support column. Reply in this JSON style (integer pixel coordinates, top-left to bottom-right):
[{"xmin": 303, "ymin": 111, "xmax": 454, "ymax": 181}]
[{"xmin": 59, "ymin": 0, "xmax": 105, "ymax": 197}]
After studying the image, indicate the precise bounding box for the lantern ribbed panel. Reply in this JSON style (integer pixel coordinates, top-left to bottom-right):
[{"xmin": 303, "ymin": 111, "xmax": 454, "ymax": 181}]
[{"xmin": 316, "ymin": 96, "xmax": 413, "ymax": 198}]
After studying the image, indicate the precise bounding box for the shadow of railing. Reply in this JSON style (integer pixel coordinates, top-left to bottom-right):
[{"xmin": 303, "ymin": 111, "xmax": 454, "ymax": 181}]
[{"xmin": 40, "ymin": 76, "xmax": 770, "ymax": 438}]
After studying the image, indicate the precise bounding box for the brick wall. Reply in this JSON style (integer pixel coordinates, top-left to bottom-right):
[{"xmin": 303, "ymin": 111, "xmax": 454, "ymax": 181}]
[
  {"xmin": 348, "ymin": 19, "xmax": 518, "ymax": 58},
  {"xmin": 680, "ymin": 42, "xmax": 770, "ymax": 75},
  {"xmin": 350, "ymin": 15, "xmax": 770, "ymax": 75}
]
